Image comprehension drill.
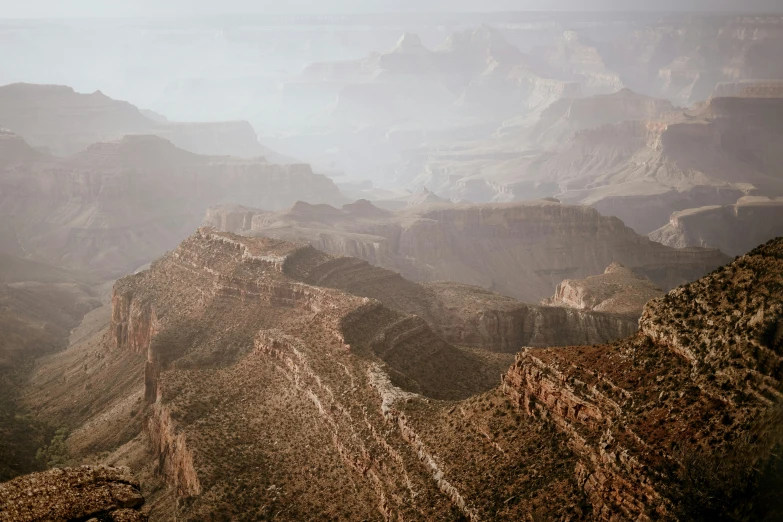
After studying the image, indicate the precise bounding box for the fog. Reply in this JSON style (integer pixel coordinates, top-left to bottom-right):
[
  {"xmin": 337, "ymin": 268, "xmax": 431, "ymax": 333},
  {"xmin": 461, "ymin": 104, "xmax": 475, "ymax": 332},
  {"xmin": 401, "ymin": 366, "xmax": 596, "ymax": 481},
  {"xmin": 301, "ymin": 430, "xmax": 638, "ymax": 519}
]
[{"xmin": 3, "ymin": 0, "xmax": 783, "ymax": 18}]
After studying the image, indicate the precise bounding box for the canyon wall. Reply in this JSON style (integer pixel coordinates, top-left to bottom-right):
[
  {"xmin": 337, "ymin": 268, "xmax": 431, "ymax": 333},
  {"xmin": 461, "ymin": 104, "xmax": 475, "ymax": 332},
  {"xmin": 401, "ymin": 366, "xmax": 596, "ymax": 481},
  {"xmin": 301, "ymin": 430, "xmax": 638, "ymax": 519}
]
[{"xmin": 234, "ymin": 200, "xmax": 729, "ymax": 303}]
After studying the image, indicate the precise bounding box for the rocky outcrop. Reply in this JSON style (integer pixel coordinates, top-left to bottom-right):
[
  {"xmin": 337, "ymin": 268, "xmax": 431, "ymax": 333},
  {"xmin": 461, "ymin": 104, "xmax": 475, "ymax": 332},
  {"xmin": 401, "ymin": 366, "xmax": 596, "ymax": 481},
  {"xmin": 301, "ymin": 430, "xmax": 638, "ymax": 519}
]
[
  {"xmin": 501, "ymin": 237, "xmax": 783, "ymax": 521},
  {"xmin": 543, "ymin": 262, "xmax": 664, "ymax": 316},
  {"xmin": 227, "ymin": 199, "xmax": 730, "ymax": 303},
  {"xmin": 0, "ymin": 466, "xmax": 147, "ymax": 521},
  {"xmin": 0, "ymin": 133, "xmax": 344, "ymax": 277},
  {"xmin": 649, "ymin": 196, "xmax": 783, "ymax": 256}
]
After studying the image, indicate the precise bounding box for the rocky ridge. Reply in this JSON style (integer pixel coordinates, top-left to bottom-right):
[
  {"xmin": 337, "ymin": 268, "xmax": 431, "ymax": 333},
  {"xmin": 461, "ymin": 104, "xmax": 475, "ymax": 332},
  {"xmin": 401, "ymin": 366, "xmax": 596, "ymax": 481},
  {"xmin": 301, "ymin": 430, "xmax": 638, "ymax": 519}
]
[
  {"xmin": 16, "ymin": 232, "xmax": 783, "ymax": 520},
  {"xmin": 502, "ymin": 237, "xmax": 783, "ymax": 520}
]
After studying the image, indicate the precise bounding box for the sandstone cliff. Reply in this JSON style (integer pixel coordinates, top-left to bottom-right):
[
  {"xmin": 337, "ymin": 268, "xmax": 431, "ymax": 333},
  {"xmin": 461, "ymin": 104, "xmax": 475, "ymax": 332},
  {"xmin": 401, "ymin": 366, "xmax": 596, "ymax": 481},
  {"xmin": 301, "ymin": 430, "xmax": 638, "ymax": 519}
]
[
  {"xmin": 208, "ymin": 199, "xmax": 729, "ymax": 303},
  {"xmin": 649, "ymin": 197, "xmax": 783, "ymax": 256}
]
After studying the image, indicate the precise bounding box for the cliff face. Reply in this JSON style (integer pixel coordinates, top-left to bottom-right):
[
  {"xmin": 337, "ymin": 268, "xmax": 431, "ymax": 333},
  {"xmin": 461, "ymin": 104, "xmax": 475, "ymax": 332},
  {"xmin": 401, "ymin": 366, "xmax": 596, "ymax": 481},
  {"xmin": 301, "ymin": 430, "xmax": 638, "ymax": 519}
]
[
  {"xmin": 500, "ymin": 237, "xmax": 783, "ymax": 520},
  {"xmin": 543, "ymin": 262, "xmax": 664, "ymax": 317},
  {"xmin": 0, "ymin": 134, "xmax": 344, "ymax": 277},
  {"xmin": 218, "ymin": 199, "xmax": 730, "ymax": 303},
  {"xmin": 0, "ymin": 466, "xmax": 147, "ymax": 521},
  {"xmin": 649, "ymin": 197, "xmax": 783, "ymax": 256}
]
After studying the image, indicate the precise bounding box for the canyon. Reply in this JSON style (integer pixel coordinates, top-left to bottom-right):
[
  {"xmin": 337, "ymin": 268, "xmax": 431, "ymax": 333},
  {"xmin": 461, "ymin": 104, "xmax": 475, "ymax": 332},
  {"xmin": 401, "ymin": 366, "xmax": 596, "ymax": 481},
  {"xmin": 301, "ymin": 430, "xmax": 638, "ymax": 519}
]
[
  {"xmin": 2, "ymin": 9, "xmax": 783, "ymax": 521},
  {"xmin": 10, "ymin": 229, "xmax": 781, "ymax": 521},
  {"xmin": 404, "ymin": 91, "xmax": 783, "ymax": 236}
]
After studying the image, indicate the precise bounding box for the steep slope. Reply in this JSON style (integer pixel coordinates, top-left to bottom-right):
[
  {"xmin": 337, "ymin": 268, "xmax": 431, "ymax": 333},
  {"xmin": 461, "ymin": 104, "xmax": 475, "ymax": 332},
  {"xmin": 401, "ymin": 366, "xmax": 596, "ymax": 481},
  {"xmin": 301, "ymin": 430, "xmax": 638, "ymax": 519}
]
[
  {"xmin": 543, "ymin": 262, "xmax": 664, "ymax": 317},
  {"xmin": 650, "ymin": 196, "xmax": 783, "ymax": 256},
  {"xmin": 0, "ymin": 133, "xmax": 344, "ymax": 277},
  {"xmin": 0, "ymin": 254, "xmax": 102, "ymax": 482},
  {"xmin": 206, "ymin": 199, "xmax": 730, "ymax": 303}
]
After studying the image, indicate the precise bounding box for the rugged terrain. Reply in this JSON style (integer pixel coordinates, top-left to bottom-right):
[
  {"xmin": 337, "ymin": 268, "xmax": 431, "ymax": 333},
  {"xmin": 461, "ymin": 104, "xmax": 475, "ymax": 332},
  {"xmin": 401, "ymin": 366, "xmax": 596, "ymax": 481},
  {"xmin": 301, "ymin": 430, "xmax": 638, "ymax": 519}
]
[
  {"xmin": 543, "ymin": 262, "xmax": 664, "ymax": 317},
  {"xmin": 16, "ymin": 230, "xmax": 783, "ymax": 521},
  {"xmin": 0, "ymin": 131, "xmax": 344, "ymax": 277},
  {"xmin": 650, "ymin": 196, "xmax": 783, "ymax": 256},
  {"xmin": 204, "ymin": 198, "xmax": 730, "ymax": 303}
]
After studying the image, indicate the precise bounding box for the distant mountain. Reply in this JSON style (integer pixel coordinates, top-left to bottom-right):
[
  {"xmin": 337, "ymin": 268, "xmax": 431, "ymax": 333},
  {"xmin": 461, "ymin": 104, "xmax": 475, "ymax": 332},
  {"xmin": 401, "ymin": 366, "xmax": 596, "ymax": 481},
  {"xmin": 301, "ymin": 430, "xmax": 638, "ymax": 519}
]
[
  {"xmin": 0, "ymin": 83, "xmax": 290, "ymax": 160},
  {"xmin": 0, "ymin": 132, "xmax": 345, "ymax": 277}
]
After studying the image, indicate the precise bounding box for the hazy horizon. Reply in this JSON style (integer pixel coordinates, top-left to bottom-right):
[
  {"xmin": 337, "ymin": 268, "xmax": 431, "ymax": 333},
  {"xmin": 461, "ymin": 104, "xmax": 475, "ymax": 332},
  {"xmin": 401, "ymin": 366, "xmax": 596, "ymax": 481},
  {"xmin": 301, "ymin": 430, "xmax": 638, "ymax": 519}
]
[{"xmin": 1, "ymin": 0, "xmax": 781, "ymax": 18}]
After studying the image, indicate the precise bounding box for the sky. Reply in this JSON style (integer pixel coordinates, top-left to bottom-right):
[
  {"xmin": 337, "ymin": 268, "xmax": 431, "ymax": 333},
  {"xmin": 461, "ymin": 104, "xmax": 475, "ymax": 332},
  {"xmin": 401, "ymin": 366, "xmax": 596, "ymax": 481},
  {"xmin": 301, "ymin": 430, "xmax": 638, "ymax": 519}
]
[{"xmin": 1, "ymin": 0, "xmax": 781, "ymax": 18}]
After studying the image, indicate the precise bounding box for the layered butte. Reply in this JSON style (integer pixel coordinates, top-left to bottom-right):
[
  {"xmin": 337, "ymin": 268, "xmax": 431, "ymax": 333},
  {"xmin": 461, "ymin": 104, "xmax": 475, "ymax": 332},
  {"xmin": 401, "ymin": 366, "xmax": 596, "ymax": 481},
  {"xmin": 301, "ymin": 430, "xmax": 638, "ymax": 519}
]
[{"xmin": 542, "ymin": 262, "xmax": 664, "ymax": 317}]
